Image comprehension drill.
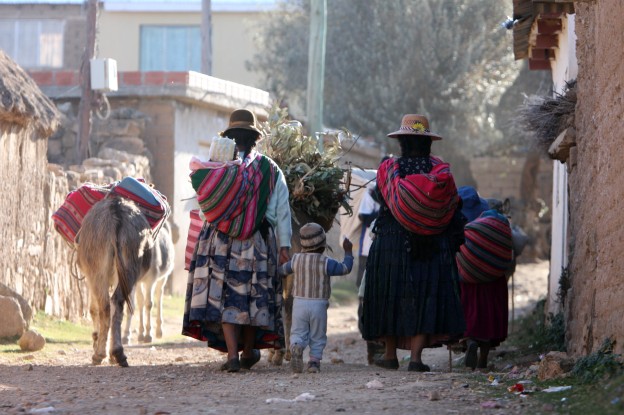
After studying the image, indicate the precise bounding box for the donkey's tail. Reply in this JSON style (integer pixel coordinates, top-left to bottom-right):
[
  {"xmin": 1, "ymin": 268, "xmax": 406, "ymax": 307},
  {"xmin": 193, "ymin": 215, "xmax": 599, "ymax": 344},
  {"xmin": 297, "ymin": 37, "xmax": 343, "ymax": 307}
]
[{"xmin": 111, "ymin": 200, "xmax": 135, "ymax": 314}]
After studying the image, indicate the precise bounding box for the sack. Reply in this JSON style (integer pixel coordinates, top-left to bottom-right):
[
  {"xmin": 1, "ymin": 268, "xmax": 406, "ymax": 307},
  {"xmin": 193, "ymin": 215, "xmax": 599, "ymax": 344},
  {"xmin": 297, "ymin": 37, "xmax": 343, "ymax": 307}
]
[
  {"xmin": 455, "ymin": 210, "xmax": 513, "ymax": 284},
  {"xmin": 110, "ymin": 177, "xmax": 170, "ymax": 232},
  {"xmin": 185, "ymin": 209, "xmax": 204, "ymax": 271},
  {"xmin": 52, "ymin": 183, "xmax": 111, "ymax": 244}
]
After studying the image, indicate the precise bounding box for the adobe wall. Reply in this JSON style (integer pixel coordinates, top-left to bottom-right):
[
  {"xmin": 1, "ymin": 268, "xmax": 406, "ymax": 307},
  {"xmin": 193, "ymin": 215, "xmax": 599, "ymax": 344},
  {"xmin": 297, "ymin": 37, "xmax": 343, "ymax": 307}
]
[
  {"xmin": 566, "ymin": 0, "xmax": 624, "ymax": 355},
  {"xmin": 0, "ymin": 124, "xmax": 87, "ymax": 320}
]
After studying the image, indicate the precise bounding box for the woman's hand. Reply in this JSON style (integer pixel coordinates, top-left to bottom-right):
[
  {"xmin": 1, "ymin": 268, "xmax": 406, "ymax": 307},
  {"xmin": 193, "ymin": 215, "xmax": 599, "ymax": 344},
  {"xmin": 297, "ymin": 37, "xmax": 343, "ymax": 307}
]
[{"xmin": 279, "ymin": 247, "xmax": 291, "ymax": 265}]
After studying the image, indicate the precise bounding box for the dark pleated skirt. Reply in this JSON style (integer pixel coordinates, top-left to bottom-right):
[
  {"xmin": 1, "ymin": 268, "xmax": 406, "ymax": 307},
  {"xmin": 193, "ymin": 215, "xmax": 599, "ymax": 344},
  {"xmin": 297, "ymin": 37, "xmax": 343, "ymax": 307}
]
[
  {"xmin": 361, "ymin": 214, "xmax": 466, "ymax": 348},
  {"xmin": 460, "ymin": 277, "xmax": 508, "ymax": 348}
]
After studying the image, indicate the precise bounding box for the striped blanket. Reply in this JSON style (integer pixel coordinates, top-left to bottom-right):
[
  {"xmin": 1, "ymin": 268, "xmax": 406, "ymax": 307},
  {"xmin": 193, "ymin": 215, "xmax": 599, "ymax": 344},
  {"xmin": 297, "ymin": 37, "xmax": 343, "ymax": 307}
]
[
  {"xmin": 455, "ymin": 210, "xmax": 513, "ymax": 284},
  {"xmin": 376, "ymin": 156, "xmax": 459, "ymax": 235},
  {"xmin": 185, "ymin": 209, "xmax": 204, "ymax": 271},
  {"xmin": 110, "ymin": 176, "xmax": 170, "ymax": 233},
  {"xmin": 52, "ymin": 183, "xmax": 111, "ymax": 244},
  {"xmin": 53, "ymin": 178, "xmax": 170, "ymax": 244},
  {"xmin": 191, "ymin": 153, "xmax": 277, "ymax": 240}
]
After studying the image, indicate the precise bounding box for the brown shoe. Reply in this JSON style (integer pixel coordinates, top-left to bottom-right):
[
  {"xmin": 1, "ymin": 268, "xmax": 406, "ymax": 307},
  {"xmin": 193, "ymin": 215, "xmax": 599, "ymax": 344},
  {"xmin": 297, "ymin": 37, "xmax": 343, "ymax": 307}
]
[{"xmin": 373, "ymin": 357, "xmax": 399, "ymax": 370}]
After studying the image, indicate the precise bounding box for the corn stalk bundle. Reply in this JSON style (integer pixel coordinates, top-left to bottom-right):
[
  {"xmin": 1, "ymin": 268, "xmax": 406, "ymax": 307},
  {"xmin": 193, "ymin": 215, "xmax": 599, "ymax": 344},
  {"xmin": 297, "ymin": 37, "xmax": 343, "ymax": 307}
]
[{"xmin": 258, "ymin": 104, "xmax": 352, "ymax": 231}]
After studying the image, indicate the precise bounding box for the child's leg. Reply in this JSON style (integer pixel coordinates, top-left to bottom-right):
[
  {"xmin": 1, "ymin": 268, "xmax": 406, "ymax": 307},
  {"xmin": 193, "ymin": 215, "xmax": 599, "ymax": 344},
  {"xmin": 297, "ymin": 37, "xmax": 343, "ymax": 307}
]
[
  {"xmin": 307, "ymin": 300, "xmax": 329, "ymax": 362},
  {"xmin": 290, "ymin": 298, "xmax": 311, "ymax": 349}
]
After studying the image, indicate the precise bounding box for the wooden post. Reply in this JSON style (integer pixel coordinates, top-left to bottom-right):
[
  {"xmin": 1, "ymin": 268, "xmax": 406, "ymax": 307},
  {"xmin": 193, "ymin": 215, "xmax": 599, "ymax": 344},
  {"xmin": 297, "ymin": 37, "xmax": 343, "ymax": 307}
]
[
  {"xmin": 76, "ymin": 0, "xmax": 98, "ymax": 163},
  {"xmin": 306, "ymin": 0, "xmax": 327, "ymax": 152},
  {"xmin": 201, "ymin": 0, "xmax": 212, "ymax": 75}
]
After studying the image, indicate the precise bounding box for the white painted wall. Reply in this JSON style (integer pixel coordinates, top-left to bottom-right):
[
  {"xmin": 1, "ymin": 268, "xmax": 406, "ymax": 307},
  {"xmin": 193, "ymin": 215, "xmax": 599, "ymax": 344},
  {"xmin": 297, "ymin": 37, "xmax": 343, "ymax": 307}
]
[
  {"xmin": 548, "ymin": 15, "xmax": 578, "ymax": 315},
  {"xmin": 170, "ymin": 103, "xmax": 229, "ymax": 295}
]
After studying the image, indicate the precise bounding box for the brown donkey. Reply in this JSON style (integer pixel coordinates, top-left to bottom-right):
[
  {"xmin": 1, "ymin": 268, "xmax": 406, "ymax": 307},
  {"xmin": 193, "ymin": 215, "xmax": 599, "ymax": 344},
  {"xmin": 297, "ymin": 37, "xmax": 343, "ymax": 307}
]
[{"xmin": 77, "ymin": 196, "xmax": 154, "ymax": 367}]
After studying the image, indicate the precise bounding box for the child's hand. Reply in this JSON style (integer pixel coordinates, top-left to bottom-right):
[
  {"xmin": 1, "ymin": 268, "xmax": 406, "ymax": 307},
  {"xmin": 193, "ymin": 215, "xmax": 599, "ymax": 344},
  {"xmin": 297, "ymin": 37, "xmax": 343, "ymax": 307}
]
[{"xmin": 342, "ymin": 238, "xmax": 353, "ymax": 253}]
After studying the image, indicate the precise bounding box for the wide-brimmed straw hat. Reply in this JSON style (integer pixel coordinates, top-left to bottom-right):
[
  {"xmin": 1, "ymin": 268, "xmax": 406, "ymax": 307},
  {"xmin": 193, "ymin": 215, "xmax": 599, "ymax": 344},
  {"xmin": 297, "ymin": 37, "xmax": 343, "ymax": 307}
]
[
  {"xmin": 299, "ymin": 223, "xmax": 327, "ymax": 252},
  {"xmin": 387, "ymin": 114, "xmax": 443, "ymax": 140},
  {"xmin": 222, "ymin": 108, "xmax": 263, "ymax": 138}
]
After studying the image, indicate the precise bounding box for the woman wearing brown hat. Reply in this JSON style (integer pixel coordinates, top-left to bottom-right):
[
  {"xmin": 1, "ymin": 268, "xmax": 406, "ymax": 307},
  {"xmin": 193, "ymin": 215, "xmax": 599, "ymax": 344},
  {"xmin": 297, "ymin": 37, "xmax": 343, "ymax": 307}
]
[
  {"xmin": 361, "ymin": 114, "xmax": 466, "ymax": 372},
  {"xmin": 182, "ymin": 108, "xmax": 292, "ymax": 372}
]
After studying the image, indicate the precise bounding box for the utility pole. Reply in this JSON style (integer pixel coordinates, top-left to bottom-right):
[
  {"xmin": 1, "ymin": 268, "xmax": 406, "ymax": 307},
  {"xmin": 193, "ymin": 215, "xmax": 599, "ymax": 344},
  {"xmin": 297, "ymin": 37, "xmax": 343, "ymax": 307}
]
[
  {"xmin": 201, "ymin": 0, "xmax": 212, "ymax": 75},
  {"xmin": 76, "ymin": 0, "xmax": 98, "ymax": 163},
  {"xmin": 306, "ymin": 0, "xmax": 327, "ymax": 152}
]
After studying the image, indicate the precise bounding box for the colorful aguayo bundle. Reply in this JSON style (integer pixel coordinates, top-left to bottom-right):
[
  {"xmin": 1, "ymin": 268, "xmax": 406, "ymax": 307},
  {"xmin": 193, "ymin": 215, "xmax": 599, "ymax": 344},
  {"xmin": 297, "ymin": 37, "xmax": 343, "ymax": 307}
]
[
  {"xmin": 456, "ymin": 210, "xmax": 514, "ymax": 284},
  {"xmin": 52, "ymin": 177, "xmax": 170, "ymax": 244},
  {"xmin": 376, "ymin": 156, "xmax": 459, "ymax": 235},
  {"xmin": 190, "ymin": 153, "xmax": 276, "ymax": 240}
]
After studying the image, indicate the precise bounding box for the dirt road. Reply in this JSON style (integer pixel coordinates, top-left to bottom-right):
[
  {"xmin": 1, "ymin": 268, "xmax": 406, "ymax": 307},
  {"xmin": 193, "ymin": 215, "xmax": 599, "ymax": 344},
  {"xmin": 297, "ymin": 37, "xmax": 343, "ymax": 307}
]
[{"xmin": 0, "ymin": 262, "xmax": 548, "ymax": 414}]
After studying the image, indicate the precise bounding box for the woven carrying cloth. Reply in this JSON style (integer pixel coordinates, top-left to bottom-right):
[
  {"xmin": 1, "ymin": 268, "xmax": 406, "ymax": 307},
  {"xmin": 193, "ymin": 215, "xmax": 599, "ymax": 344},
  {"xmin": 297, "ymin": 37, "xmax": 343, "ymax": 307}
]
[
  {"xmin": 455, "ymin": 210, "xmax": 513, "ymax": 284},
  {"xmin": 110, "ymin": 177, "xmax": 170, "ymax": 233},
  {"xmin": 376, "ymin": 156, "xmax": 459, "ymax": 235},
  {"xmin": 191, "ymin": 153, "xmax": 277, "ymax": 240},
  {"xmin": 52, "ymin": 183, "xmax": 111, "ymax": 244}
]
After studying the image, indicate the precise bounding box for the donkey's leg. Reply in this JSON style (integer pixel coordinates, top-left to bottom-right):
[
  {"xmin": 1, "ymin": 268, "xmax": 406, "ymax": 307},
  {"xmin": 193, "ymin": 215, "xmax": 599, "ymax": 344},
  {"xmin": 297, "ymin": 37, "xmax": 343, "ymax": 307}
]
[
  {"xmin": 92, "ymin": 293, "xmax": 110, "ymax": 366},
  {"xmin": 88, "ymin": 292, "xmax": 101, "ymax": 360},
  {"xmin": 122, "ymin": 288, "xmax": 137, "ymax": 345},
  {"xmin": 109, "ymin": 285, "xmax": 129, "ymax": 367},
  {"xmin": 153, "ymin": 276, "xmax": 167, "ymax": 339},
  {"xmin": 136, "ymin": 282, "xmax": 148, "ymax": 343},
  {"xmin": 139, "ymin": 280, "xmax": 154, "ymax": 343}
]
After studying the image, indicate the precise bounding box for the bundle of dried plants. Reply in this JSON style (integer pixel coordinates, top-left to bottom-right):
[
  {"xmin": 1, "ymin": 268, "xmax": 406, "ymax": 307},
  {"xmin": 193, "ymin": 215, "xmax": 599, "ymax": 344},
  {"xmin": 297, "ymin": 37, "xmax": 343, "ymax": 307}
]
[
  {"xmin": 512, "ymin": 80, "xmax": 577, "ymax": 154},
  {"xmin": 258, "ymin": 103, "xmax": 352, "ymax": 231}
]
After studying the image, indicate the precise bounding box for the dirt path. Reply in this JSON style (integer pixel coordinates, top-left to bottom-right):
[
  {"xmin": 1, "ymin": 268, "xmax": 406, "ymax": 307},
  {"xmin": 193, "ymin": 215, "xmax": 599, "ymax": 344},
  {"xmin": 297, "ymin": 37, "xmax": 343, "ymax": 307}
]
[{"xmin": 0, "ymin": 261, "xmax": 549, "ymax": 414}]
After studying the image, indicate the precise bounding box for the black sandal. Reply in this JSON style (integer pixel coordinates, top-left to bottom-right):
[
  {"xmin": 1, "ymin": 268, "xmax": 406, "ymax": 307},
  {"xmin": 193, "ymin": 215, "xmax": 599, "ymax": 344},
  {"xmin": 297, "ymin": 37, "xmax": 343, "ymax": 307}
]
[
  {"xmin": 240, "ymin": 349, "xmax": 261, "ymax": 370},
  {"xmin": 373, "ymin": 357, "xmax": 399, "ymax": 370},
  {"xmin": 407, "ymin": 361, "xmax": 430, "ymax": 372},
  {"xmin": 220, "ymin": 357, "xmax": 241, "ymax": 373},
  {"xmin": 464, "ymin": 340, "xmax": 478, "ymax": 370}
]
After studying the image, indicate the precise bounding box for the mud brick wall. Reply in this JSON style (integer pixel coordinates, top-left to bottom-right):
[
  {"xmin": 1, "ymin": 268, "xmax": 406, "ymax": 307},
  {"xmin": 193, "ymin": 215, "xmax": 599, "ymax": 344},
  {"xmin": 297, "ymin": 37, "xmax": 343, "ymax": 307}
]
[{"xmin": 566, "ymin": 0, "xmax": 624, "ymax": 355}]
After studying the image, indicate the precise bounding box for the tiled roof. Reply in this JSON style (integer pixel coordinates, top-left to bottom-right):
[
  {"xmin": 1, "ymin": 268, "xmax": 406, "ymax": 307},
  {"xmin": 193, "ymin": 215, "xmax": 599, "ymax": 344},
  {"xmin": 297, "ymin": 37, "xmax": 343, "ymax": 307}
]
[{"xmin": 511, "ymin": 0, "xmax": 575, "ymax": 70}]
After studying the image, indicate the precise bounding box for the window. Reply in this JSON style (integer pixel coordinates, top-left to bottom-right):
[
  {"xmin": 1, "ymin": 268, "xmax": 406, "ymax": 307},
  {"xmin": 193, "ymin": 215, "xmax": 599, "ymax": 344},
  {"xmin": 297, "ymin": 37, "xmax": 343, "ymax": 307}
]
[
  {"xmin": 140, "ymin": 25, "xmax": 201, "ymax": 72},
  {"xmin": 0, "ymin": 19, "xmax": 64, "ymax": 68}
]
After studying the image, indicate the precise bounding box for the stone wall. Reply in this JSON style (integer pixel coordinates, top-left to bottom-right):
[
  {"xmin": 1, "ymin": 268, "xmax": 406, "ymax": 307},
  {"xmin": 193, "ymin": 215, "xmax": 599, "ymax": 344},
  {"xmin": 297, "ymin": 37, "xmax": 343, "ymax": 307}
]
[
  {"xmin": 0, "ymin": 107, "xmax": 154, "ymax": 321},
  {"xmin": 0, "ymin": 123, "xmax": 85, "ymax": 320},
  {"xmin": 566, "ymin": 0, "xmax": 624, "ymax": 355}
]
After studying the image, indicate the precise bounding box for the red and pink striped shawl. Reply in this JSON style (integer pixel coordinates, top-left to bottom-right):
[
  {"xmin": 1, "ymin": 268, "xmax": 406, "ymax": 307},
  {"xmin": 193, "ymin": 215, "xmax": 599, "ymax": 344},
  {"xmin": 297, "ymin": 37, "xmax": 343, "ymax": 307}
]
[
  {"xmin": 191, "ymin": 153, "xmax": 277, "ymax": 240},
  {"xmin": 376, "ymin": 156, "xmax": 459, "ymax": 235}
]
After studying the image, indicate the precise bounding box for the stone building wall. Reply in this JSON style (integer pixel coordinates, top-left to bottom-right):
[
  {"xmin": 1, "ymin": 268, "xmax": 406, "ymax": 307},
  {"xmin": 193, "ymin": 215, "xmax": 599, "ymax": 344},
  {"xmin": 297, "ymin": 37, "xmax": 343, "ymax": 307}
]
[
  {"xmin": 0, "ymin": 123, "xmax": 84, "ymax": 320},
  {"xmin": 566, "ymin": 0, "xmax": 624, "ymax": 355}
]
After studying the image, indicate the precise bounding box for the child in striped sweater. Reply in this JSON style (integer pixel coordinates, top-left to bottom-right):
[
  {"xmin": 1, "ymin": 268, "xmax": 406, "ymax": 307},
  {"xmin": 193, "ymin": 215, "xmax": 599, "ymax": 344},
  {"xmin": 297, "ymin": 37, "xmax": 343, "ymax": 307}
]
[{"xmin": 278, "ymin": 223, "xmax": 353, "ymax": 373}]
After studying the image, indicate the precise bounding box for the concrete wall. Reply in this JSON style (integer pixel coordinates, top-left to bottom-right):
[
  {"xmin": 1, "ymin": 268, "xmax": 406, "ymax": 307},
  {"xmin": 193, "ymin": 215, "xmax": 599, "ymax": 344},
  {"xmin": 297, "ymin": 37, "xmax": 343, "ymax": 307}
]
[
  {"xmin": 98, "ymin": 9, "xmax": 264, "ymax": 87},
  {"xmin": 566, "ymin": 0, "xmax": 624, "ymax": 355},
  {"xmin": 0, "ymin": 3, "xmax": 85, "ymax": 70},
  {"xmin": 548, "ymin": 15, "xmax": 577, "ymax": 316}
]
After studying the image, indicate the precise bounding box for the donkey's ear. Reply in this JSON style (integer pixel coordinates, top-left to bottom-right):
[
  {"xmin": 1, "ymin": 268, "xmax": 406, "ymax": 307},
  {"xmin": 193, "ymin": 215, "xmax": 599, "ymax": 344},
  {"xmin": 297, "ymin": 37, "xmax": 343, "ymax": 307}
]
[{"xmin": 503, "ymin": 198, "xmax": 511, "ymax": 215}]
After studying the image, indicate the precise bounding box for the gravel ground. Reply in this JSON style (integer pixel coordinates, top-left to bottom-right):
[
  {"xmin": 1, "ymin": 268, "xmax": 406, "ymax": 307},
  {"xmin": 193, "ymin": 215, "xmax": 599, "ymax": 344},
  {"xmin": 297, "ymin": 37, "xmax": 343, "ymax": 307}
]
[{"xmin": 0, "ymin": 261, "xmax": 549, "ymax": 415}]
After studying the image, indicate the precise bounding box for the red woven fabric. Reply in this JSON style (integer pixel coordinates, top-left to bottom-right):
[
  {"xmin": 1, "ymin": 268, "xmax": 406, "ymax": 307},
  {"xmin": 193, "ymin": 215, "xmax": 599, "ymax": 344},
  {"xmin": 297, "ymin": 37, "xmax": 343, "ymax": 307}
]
[
  {"xmin": 185, "ymin": 209, "xmax": 204, "ymax": 270},
  {"xmin": 110, "ymin": 177, "xmax": 170, "ymax": 231},
  {"xmin": 376, "ymin": 157, "xmax": 459, "ymax": 235},
  {"xmin": 456, "ymin": 212, "xmax": 513, "ymax": 284},
  {"xmin": 52, "ymin": 183, "xmax": 111, "ymax": 244}
]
